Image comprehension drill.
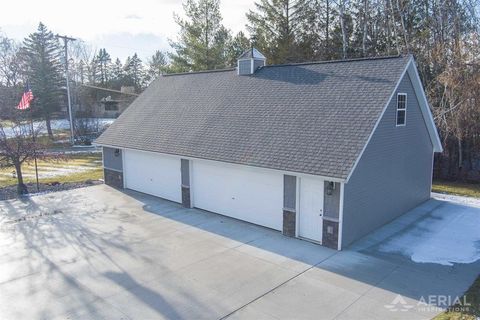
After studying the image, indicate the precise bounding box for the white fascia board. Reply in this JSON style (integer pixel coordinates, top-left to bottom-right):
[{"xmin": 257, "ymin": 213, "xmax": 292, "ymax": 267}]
[
  {"xmin": 337, "ymin": 182, "xmax": 345, "ymax": 250},
  {"xmin": 406, "ymin": 61, "xmax": 443, "ymax": 152},
  {"xmin": 98, "ymin": 144, "xmax": 345, "ymax": 183},
  {"xmin": 121, "ymin": 149, "xmax": 126, "ymax": 187},
  {"xmin": 345, "ymin": 57, "xmax": 412, "ymax": 183},
  {"xmin": 295, "ymin": 176, "xmax": 300, "ymax": 237}
]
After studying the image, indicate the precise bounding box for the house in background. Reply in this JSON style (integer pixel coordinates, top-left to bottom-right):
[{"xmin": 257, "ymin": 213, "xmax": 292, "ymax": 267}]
[
  {"xmin": 98, "ymin": 86, "xmax": 136, "ymax": 118},
  {"xmin": 73, "ymin": 86, "xmax": 137, "ymax": 119},
  {"xmin": 95, "ymin": 50, "xmax": 442, "ymax": 250}
]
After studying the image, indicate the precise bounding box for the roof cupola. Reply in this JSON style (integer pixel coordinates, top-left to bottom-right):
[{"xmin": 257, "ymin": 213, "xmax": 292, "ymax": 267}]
[{"xmin": 237, "ymin": 48, "xmax": 266, "ymax": 75}]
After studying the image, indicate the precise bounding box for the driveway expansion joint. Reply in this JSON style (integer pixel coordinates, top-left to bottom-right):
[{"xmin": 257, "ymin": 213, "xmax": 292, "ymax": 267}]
[{"xmin": 219, "ymin": 251, "xmax": 341, "ymax": 320}]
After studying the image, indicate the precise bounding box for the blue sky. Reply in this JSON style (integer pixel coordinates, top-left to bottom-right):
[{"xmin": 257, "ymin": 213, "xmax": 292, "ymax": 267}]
[{"xmin": 1, "ymin": 0, "xmax": 255, "ymax": 61}]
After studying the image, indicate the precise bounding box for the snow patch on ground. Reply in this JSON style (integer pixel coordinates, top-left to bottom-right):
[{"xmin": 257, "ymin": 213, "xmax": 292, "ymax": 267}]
[
  {"xmin": 379, "ymin": 199, "xmax": 480, "ymax": 266},
  {"xmin": 3, "ymin": 118, "xmax": 114, "ymax": 138},
  {"xmin": 432, "ymin": 192, "xmax": 480, "ymax": 208},
  {"xmin": 21, "ymin": 166, "xmax": 96, "ymax": 178},
  {"xmin": 0, "ymin": 162, "xmax": 100, "ymax": 179}
]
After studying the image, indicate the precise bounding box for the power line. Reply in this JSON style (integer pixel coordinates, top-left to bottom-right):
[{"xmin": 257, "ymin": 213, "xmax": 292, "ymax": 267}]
[{"xmin": 57, "ymin": 34, "xmax": 77, "ymax": 145}]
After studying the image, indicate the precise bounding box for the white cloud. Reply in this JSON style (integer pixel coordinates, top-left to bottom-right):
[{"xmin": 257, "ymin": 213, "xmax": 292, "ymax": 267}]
[{"xmin": 0, "ymin": 0, "xmax": 255, "ymax": 60}]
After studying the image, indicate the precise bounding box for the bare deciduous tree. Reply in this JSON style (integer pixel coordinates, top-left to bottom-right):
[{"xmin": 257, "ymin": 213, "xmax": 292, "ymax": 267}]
[
  {"xmin": 0, "ymin": 113, "xmax": 50, "ymax": 194},
  {"xmin": 338, "ymin": 0, "xmax": 348, "ymax": 58}
]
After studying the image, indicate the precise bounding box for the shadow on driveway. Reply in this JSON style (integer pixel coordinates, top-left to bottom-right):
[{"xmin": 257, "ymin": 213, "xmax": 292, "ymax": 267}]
[{"xmin": 0, "ymin": 185, "xmax": 478, "ymax": 319}]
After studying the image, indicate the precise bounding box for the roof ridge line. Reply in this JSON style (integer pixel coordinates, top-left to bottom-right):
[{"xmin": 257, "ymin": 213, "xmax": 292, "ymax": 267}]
[
  {"xmin": 160, "ymin": 54, "xmax": 410, "ymax": 77},
  {"xmin": 162, "ymin": 68, "xmax": 236, "ymax": 77},
  {"xmin": 261, "ymin": 54, "xmax": 409, "ymax": 69}
]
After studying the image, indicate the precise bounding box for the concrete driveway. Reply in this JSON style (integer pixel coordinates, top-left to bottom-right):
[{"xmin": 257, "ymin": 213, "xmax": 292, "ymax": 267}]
[{"xmin": 0, "ymin": 185, "xmax": 478, "ymax": 320}]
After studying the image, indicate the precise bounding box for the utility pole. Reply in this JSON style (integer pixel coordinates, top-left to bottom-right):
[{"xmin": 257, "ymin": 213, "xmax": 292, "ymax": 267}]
[{"xmin": 56, "ymin": 34, "xmax": 76, "ymax": 145}]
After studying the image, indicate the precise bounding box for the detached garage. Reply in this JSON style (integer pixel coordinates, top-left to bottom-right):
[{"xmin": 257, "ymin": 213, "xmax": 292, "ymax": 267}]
[
  {"xmin": 97, "ymin": 50, "xmax": 442, "ymax": 250},
  {"xmin": 103, "ymin": 146, "xmax": 329, "ymax": 244}
]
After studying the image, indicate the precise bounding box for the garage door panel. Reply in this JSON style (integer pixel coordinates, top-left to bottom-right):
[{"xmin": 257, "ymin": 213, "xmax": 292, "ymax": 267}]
[
  {"xmin": 192, "ymin": 161, "xmax": 283, "ymax": 230},
  {"xmin": 124, "ymin": 150, "xmax": 181, "ymax": 203}
]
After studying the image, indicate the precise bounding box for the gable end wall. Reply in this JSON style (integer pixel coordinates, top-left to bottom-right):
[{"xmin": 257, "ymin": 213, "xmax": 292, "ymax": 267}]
[{"xmin": 341, "ymin": 73, "xmax": 434, "ymax": 247}]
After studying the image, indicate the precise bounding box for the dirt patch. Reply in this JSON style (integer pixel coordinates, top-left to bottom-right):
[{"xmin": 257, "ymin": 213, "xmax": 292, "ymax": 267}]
[{"xmin": 0, "ymin": 180, "xmax": 103, "ymax": 201}]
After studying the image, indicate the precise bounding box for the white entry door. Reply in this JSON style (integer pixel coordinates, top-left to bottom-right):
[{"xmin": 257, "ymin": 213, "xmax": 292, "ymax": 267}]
[{"xmin": 299, "ymin": 177, "xmax": 324, "ymax": 243}]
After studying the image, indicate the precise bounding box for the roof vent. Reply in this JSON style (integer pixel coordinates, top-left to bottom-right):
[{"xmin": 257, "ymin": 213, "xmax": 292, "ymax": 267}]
[{"xmin": 237, "ymin": 48, "xmax": 266, "ymax": 75}]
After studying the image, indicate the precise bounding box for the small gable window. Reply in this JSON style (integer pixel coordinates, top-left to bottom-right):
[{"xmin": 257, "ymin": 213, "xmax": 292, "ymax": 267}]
[{"xmin": 396, "ymin": 93, "xmax": 407, "ymax": 126}]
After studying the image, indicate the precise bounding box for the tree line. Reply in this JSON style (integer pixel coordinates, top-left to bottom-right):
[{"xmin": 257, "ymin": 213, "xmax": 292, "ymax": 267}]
[{"xmin": 1, "ymin": 0, "xmax": 480, "ymax": 181}]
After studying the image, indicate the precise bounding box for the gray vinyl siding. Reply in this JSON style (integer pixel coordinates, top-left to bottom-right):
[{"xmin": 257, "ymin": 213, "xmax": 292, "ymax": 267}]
[
  {"xmin": 342, "ymin": 73, "xmax": 434, "ymax": 248},
  {"xmin": 324, "ymin": 182, "xmax": 340, "ymax": 219},
  {"xmin": 103, "ymin": 147, "xmax": 123, "ymax": 171}
]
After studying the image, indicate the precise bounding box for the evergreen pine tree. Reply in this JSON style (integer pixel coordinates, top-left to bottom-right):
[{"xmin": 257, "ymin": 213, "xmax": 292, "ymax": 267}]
[
  {"xmin": 96, "ymin": 48, "xmax": 111, "ymax": 85},
  {"xmin": 225, "ymin": 31, "xmax": 251, "ymax": 67},
  {"xmin": 123, "ymin": 53, "xmax": 145, "ymax": 92},
  {"xmin": 22, "ymin": 22, "xmax": 63, "ymax": 139},
  {"xmin": 109, "ymin": 58, "xmax": 125, "ymax": 88},
  {"xmin": 169, "ymin": 0, "xmax": 231, "ymax": 72},
  {"xmin": 246, "ymin": 0, "xmax": 313, "ymax": 64},
  {"xmin": 147, "ymin": 50, "xmax": 169, "ymax": 81}
]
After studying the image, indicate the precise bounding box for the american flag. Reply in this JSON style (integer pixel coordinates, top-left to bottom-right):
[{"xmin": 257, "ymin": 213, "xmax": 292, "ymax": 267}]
[{"xmin": 16, "ymin": 83, "xmax": 34, "ymax": 110}]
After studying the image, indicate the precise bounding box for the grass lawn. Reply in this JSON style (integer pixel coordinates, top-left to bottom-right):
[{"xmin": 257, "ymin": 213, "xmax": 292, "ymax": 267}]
[
  {"xmin": 0, "ymin": 120, "xmax": 14, "ymax": 127},
  {"xmin": 432, "ymin": 180, "xmax": 480, "ymax": 198},
  {"xmin": 434, "ymin": 275, "xmax": 480, "ymax": 320},
  {"xmin": 0, "ymin": 153, "xmax": 103, "ymax": 188}
]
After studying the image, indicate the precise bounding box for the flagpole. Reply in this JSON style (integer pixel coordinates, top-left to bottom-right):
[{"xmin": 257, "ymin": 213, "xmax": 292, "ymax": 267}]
[{"xmin": 16, "ymin": 82, "xmax": 39, "ymax": 193}]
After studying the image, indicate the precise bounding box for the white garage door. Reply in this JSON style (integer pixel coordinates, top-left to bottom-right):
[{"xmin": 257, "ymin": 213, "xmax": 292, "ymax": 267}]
[
  {"xmin": 192, "ymin": 160, "xmax": 283, "ymax": 230},
  {"xmin": 124, "ymin": 150, "xmax": 181, "ymax": 203}
]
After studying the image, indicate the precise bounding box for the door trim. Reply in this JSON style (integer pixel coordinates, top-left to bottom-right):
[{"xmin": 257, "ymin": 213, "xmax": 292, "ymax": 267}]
[
  {"xmin": 295, "ymin": 175, "xmax": 300, "ymax": 237},
  {"xmin": 337, "ymin": 182, "xmax": 345, "ymax": 250},
  {"xmin": 297, "ymin": 177, "xmax": 324, "ymax": 244}
]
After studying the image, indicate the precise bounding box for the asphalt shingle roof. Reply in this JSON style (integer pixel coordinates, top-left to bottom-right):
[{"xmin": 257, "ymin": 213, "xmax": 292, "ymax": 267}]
[{"xmin": 95, "ymin": 55, "xmax": 411, "ymax": 180}]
